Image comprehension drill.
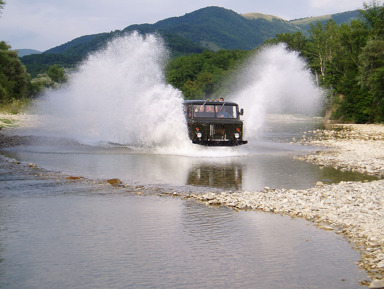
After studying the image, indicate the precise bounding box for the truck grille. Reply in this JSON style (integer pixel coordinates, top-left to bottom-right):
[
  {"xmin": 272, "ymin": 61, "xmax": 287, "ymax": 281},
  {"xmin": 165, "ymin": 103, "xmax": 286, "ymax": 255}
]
[{"xmin": 210, "ymin": 124, "xmax": 226, "ymax": 139}]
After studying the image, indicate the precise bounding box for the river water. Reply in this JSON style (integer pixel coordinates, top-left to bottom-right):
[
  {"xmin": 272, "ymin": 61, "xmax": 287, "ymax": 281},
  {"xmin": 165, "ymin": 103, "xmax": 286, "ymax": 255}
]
[{"xmin": 0, "ymin": 117, "xmax": 372, "ymax": 289}]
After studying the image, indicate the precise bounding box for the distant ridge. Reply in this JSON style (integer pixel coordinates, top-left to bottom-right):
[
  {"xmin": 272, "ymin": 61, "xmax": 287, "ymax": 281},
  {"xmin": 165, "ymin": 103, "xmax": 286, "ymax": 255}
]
[
  {"xmin": 241, "ymin": 13, "xmax": 284, "ymax": 21},
  {"xmin": 16, "ymin": 49, "xmax": 41, "ymax": 57},
  {"xmin": 289, "ymin": 10, "xmax": 360, "ymax": 30}
]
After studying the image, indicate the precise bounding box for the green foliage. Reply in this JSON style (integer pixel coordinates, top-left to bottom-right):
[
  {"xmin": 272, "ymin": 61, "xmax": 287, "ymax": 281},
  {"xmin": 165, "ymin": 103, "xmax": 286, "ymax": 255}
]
[
  {"xmin": 20, "ymin": 53, "xmax": 79, "ymax": 77},
  {"xmin": 361, "ymin": 0, "xmax": 384, "ymax": 36},
  {"xmin": 27, "ymin": 64, "xmax": 68, "ymax": 97},
  {"xmin": 358, "ymin": 38, "xmax": 384, "ymax": 121},
  {"xmin": 47, "ymin": 64, "xmax": 67, "ymax": 83},
  {"xmin": 307, "ymin": 20, "xmax": 341, "ymax": 87},
  {"xmin": 0, "ymin": 41, "xmax": 70, "ymax": 112},
  {"xmin": 295, "ymin": 2, "xmax": 384, "ymax": 123},
  {"xmin": 0, "ymin": 41, "xmax": 29, "ymax": 103},
  {"xmin": 28, "ymin": 73, "xmax": 54, "ymax": 96},
  {"xmin": 334, "ymin": 3, "xmax": 384, "ymax": 122},
  {"xmin": 166, "ymin": 50, "xmax": 249, "ymax": 99},
  {"xmin": 263, "ymin": 31, "xmax": 308, "ymax": 56},
  {"xmin": 0, "ymin": 98, "xmax": 32, "ymax": 115}
]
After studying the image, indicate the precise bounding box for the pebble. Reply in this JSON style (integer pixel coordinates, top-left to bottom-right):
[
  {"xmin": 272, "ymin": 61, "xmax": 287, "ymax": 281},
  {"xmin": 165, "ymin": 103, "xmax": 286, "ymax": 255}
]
[
  {"xmin": 106, "ymin": 178, "xmax": 123, "ymax": 186},
  {"xmin": 369, "ymin": 279, "xmax": 384, "ymax": 288}
]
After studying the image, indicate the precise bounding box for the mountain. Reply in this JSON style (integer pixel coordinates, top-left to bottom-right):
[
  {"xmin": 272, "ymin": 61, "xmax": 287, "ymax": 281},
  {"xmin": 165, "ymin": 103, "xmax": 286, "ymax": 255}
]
[
  {"xmin": 16, "ymin": 49, "xmax": 41, "ymax": 57},
  {"xmin": 20, "ymin": 6, "xmax": 360, "ymax": 76},
  {"xmin": 289, "ymin": 10, "xmax": 360, "ymax": 32},
  {"xmin": 122, "ymin": 7, "xmax": 298, "ymax": 50}
]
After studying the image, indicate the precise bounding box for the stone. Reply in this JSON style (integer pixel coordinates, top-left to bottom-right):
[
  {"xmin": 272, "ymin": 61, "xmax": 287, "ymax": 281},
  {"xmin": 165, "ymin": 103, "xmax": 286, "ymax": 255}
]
[
  {"xmin": 66, "ymin": 176, "xmax": 83, "ymax": 180},
  {"xmin": 107, "ymin": 178, "xmax": 123, "ymax": 186},
  {"xmin": 377, "ymin": 261, "xmax": 384, "ymax": 269},
  {"xmin": 369, "ymin": 279, "xmax": 384, "ymax": 289}
]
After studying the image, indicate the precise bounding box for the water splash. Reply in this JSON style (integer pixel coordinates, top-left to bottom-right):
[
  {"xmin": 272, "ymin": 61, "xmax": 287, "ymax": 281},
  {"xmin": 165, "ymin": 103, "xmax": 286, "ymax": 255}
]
[
  {"xmin": 32, "ymin": 32, "xmax": 189, "ymax": 148},
  {"xmin": 30, "ymin": 37, "xmax": 322, "ymax": 156},
  {"xmin": 230, "ymin": 44, "xmax": 324, "ymax": 140}
]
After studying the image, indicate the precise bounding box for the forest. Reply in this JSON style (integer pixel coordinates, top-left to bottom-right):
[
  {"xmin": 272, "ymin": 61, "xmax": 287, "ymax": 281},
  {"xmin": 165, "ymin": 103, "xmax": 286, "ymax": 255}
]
[{"xmin": 1, "ymin": 2, "xmax": 383, "ymax": 123}]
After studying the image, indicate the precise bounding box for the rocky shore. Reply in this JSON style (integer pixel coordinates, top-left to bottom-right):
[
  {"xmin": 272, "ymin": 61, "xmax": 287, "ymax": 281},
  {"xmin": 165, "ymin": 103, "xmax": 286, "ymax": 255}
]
[
  {"xmin": 1, "ymin": 114, "xmax": 384, "ymax": 287},
  {"xmin": 296, "ymin": 124, "xmax": 384, "ymax": 178}
]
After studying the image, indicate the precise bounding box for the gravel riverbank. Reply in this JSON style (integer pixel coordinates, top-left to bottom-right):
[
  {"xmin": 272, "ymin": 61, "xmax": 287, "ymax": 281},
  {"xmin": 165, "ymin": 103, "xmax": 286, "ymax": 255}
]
[{"xmin": 1, "ymin": 114, "xmax": 383, "ymax": 287}]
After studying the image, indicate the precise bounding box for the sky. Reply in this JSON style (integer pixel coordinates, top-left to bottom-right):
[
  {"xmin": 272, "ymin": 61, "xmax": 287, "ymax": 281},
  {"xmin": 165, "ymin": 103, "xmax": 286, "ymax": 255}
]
[{"xmin": 0, "ymin": 0, "xmax": 371, "ymax": 51}]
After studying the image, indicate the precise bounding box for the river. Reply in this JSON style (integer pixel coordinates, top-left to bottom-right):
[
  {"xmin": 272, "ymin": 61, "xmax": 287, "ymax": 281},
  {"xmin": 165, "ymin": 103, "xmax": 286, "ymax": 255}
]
[{"xmin": 0, "ymin": 117, "xmax": 372, "ymax": 289}]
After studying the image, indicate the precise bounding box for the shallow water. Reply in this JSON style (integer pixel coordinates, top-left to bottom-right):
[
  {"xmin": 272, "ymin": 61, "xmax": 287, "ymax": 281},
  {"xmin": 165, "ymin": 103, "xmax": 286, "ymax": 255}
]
[
  {"xmin": 0, "ymin": 184, "xmax": 366, "ymax": 289},
  {"xmin": 0, "ymin": 118, "xmax": 372, "ymax": 288},
  {"xmin": 2, "ymin": 118, "xmax": 376, "ymax": 192}
]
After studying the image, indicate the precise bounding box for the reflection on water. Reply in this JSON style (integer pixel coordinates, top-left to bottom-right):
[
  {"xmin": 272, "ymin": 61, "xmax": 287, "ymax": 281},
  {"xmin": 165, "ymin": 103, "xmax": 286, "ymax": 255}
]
[
  {"xmin": 187, "ymin": 163, "xmax": 243, "ymax": 189},
  {"xmin": 1, "ymin": 140, "xmax": 377, "ymax": 192}
]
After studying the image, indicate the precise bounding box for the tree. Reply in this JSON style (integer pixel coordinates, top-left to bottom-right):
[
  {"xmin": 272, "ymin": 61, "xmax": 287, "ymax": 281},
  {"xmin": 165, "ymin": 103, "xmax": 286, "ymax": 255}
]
[
  {"xmin": 28, "ymin": 73, "xmax": 54, "ymax": 96},
  {"xmin": 360, "ymin": 0, "xmax": 384, "ymax": 37},
  {"xmin": 307, "ymin": 20, "xmax": 341, "ymax": 87},
  {"xmin": 354, "ymin": 2, "xmax": 384, "ymax": 121},
  {"xmin": 166, "ymin": 50, "xmax": 248, "ymax": 99},
  {"xmin": 359, "ymin": 38, "xmax": 384, "ymax": 121},
  {"xmin": 329, "ymin": 20, "xmax": 371, "ymax": 122},
  {"xmin": 0, "ymin": 42, "xmax": 30, "ymax": 103},
  {"xmin": 263, "ymin": 31, "xmax": 308, "ymax": 56},
  {"xmin": 47, "ymin": 64, "xmax": 67, "ymax": 83}
]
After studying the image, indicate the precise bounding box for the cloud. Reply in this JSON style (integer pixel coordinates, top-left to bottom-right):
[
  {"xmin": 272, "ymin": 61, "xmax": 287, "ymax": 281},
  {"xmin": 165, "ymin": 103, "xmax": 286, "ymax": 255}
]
[{"xmin": 309, "ymin": 0, "xmax": 364, "ymax": 12}]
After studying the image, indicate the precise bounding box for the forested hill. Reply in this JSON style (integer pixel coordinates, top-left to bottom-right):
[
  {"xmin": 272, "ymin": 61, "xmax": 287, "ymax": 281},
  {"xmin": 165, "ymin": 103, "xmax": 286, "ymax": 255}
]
[
  {"xmin": 122, "ymin": 6, "xmax": 298, "ymax": 50},
  {"xmin": 21, "ymin": 6, "xmax": 359, "ymax": 76}
]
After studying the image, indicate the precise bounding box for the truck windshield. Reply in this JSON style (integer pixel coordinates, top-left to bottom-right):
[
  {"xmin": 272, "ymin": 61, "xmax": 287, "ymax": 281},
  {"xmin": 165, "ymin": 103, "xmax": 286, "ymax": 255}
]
[{"xmin": 192, "ymin": 104, "xmax": 237, "ymax": 119}]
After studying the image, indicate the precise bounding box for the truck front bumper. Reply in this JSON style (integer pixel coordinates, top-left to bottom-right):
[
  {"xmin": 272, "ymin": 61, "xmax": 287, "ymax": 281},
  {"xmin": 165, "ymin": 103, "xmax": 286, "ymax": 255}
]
[{"xmin": 192, "ymin": 139, "xmax": 248, "ymax": 146}]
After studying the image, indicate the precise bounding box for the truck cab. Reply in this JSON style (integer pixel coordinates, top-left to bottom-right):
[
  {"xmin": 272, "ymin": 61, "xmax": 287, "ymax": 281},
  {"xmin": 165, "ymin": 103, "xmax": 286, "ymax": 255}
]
[{"xmin": 184, "ymin": 99, "xmax": 247, "ymax": 146}]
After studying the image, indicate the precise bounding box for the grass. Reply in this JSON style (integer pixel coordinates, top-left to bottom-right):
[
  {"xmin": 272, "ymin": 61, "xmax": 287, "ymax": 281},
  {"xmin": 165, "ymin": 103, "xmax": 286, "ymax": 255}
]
[
  {"xmin": 0, "ymin": 118, "xmax": 17, "ymax": 128},
  {"xmin": 0, "ymin": 98, "xmax": 32, "ymax": 115},
  {"xmin": 0, "ymin": 99, "xmax": 33, "ymax": 129}
]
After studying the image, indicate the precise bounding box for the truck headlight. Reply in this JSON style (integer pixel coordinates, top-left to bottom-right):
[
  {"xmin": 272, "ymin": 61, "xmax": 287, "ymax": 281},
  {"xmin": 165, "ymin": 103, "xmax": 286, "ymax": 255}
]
[
  {"xmin": 234, "ymin": 133, "xmax": 240, "ymax": 139},
  {"xmin": 197, "ymin": 132, "xmax": 202, "ymax": 138}
]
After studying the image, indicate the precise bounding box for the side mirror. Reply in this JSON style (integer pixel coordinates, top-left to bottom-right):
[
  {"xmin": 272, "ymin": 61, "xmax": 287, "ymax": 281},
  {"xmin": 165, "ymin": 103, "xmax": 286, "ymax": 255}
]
[{"xmin": 240, "ymin": 108, "xmax": 244, "ymax": 115}]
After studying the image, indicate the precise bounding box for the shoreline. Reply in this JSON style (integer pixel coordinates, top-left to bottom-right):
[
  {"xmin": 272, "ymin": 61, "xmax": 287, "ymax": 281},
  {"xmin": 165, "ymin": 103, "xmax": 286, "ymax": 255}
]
[{"xmin": 1, "ymin": 114, "xmax": 384, "ymax": 287}]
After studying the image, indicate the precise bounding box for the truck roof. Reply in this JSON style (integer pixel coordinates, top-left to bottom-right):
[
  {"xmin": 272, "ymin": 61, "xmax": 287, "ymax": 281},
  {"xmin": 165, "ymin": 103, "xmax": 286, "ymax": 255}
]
[{"xmin": 183, "ymin": 99, "xmax": 238, "ymax": 106}]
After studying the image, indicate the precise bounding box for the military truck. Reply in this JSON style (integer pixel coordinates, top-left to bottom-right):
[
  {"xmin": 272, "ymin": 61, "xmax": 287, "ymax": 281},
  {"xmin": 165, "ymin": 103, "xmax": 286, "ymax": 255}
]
[{"xmin": 183, "ymin": 99, "xmax": 247, "ymax": 146}]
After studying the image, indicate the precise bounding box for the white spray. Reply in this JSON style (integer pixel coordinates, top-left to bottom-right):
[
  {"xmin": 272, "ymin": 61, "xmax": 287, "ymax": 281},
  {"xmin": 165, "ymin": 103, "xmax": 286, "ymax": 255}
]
[
  {"xmin": 31, "ymin": 37, "xmax": 323, "ymax": 156},
  {"xmin": 231, "ymin": 44, "xmax": 324, "ymax": 140},
  {"xmin": 32, "ymin": 32, "xmax": 189, "ymax": 148}
]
